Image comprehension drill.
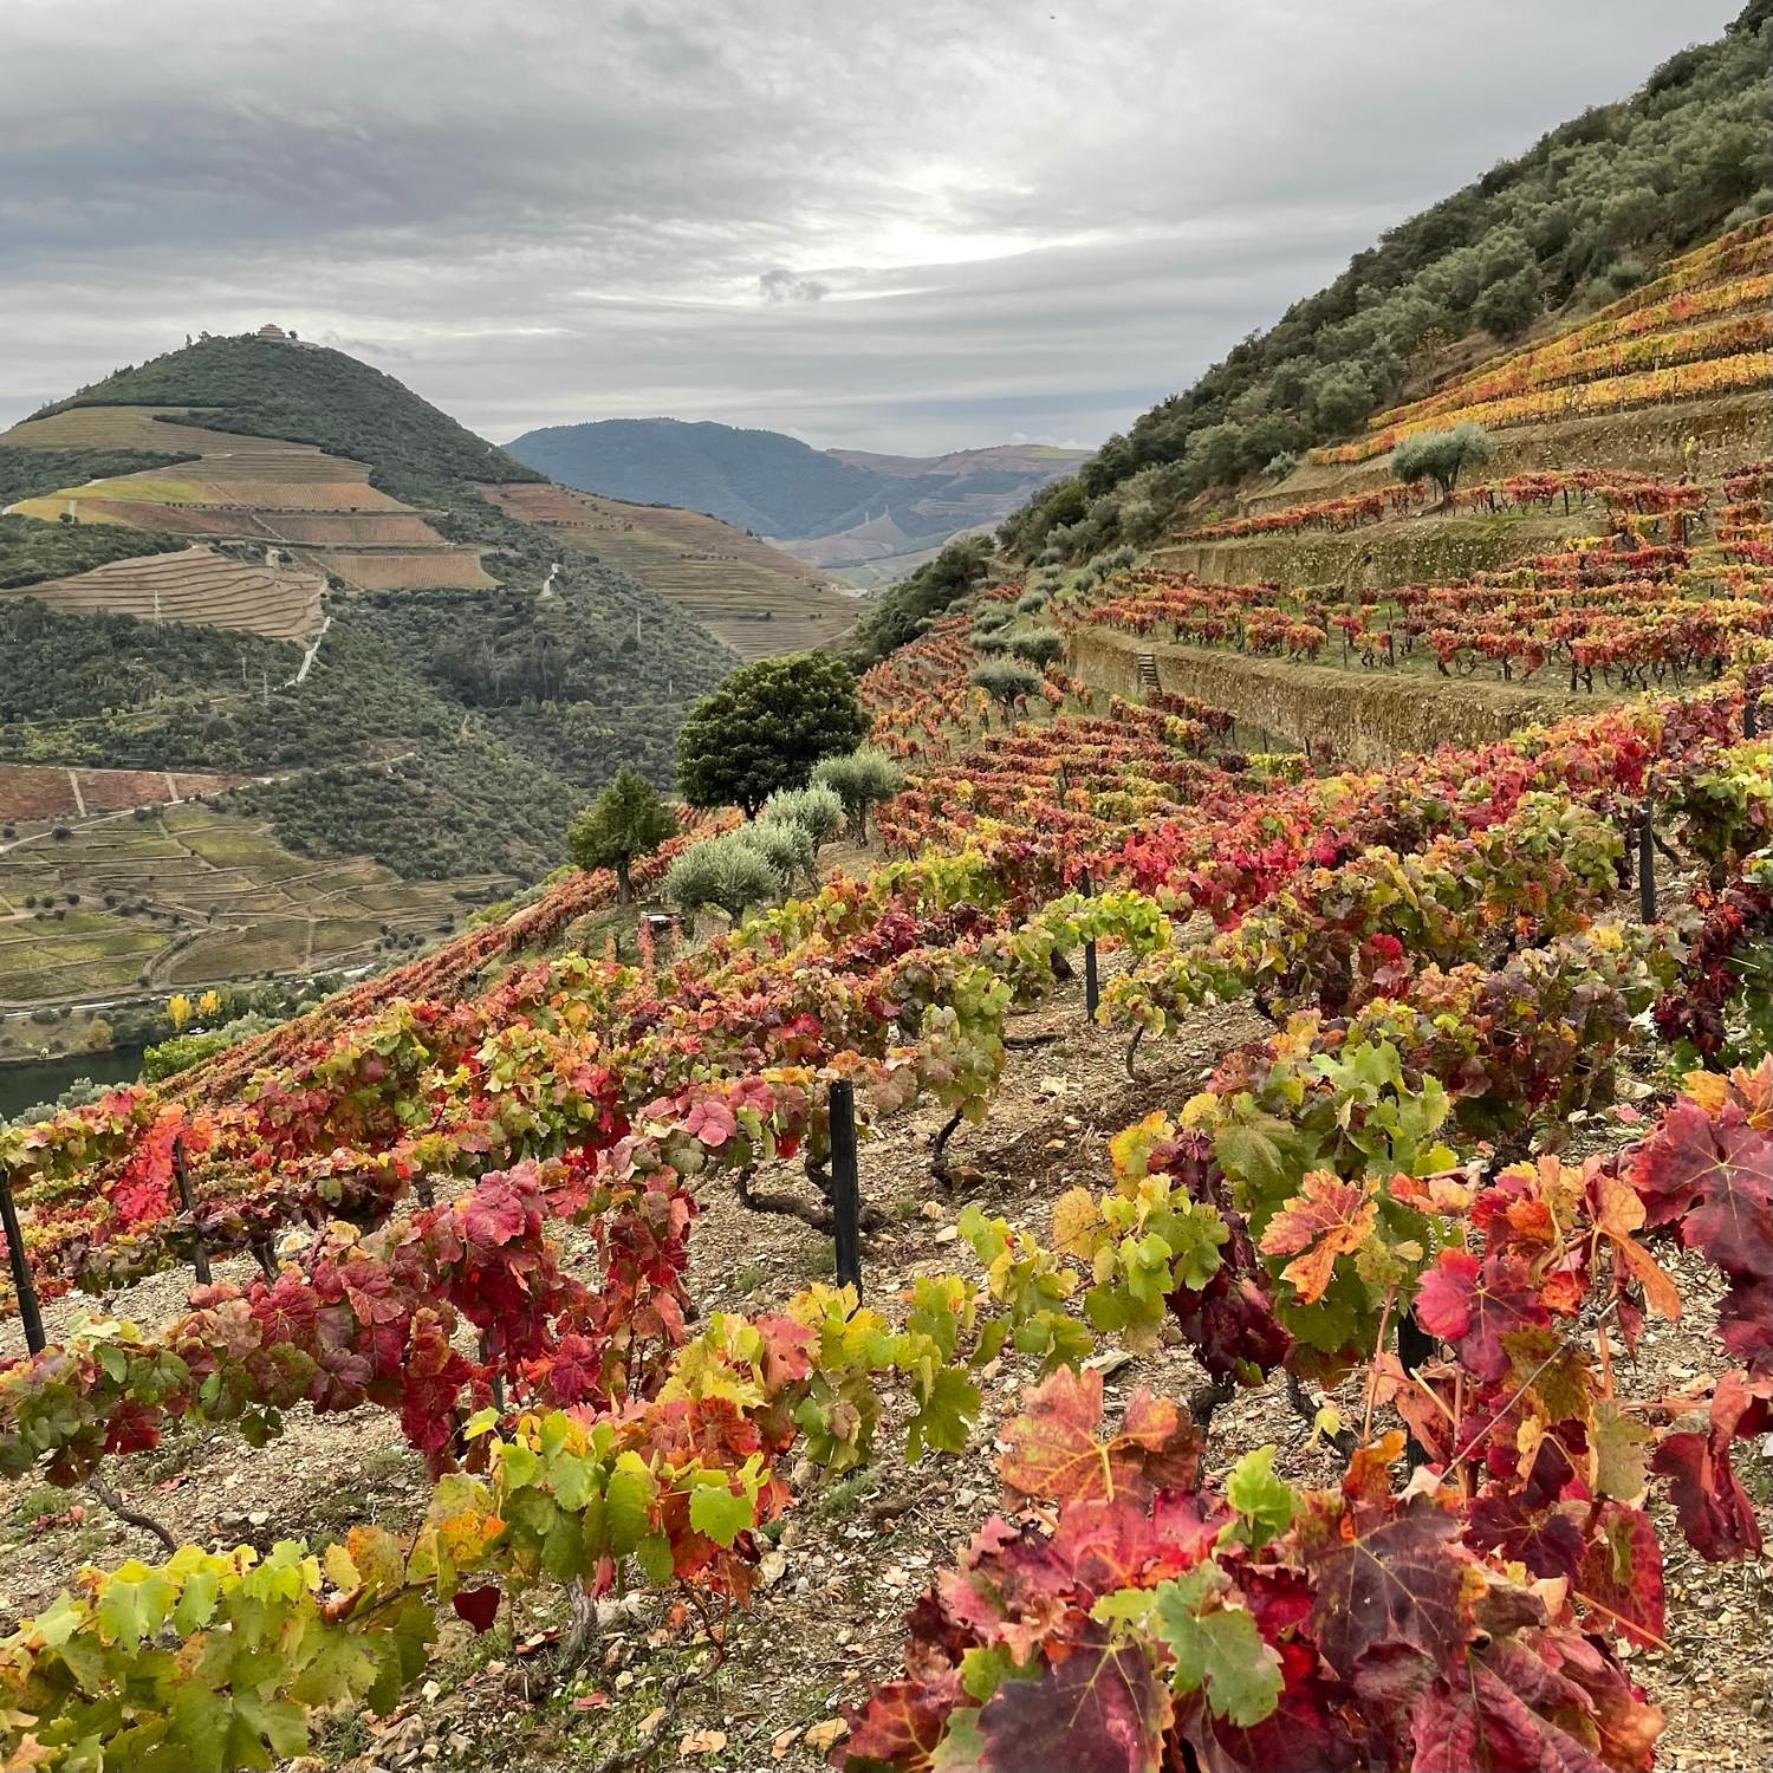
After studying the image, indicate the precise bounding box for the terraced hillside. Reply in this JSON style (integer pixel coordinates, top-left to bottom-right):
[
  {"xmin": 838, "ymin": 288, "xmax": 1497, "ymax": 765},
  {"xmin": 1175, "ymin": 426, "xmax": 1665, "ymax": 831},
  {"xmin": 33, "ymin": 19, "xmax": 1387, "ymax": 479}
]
[
  {"xmin": 1129, "ymin": 220, "xmax": 1773, "ymax": 604},
  {"xmin": 1267, "ymin": 219, "xmax": 1772, "ymax": 510},
  {"xmin": 0, "ymin": 337, "xmax": 739, "ymax": 1019},
  {"xmin": 0, "ymin": 400, "xmax": 494, "ymax": 615},
  {"xmin": 0, "ymin": 799, "xmax": 496, "ymax": 1008},
  {"xmin": 0, "ymin": 762, "xmax": 243, "ymax": 823},
  {"xmin": 6, "ymin": 545, "xmax": 326, "ymax": 639},
  {"xmin": 481, "ymin": 481, "xmax": 859, "ymax": 658}
]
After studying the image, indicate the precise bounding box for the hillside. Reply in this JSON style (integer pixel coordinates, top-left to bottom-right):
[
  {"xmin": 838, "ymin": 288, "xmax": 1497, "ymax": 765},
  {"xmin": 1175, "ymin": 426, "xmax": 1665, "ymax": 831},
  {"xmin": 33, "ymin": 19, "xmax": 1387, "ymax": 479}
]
[
  {"xmin": 480, "ymin": 482, "xmax": 861, "ymax": 659},
  {"xmin": 34, "ymin": 333, "xmax": 543, "ymax": 505},
  {"xmin": 0, "ymin": 337, "xmax": 738, "ymax": 1021},
  {"xmin": 504, "ymin": 415, "xmax": 1087, "ymax": 583},
  {"xmin": 1, "ymin": 208, "xmax": 1769, "ymax": 1770},
  {"xmin": 1003, "ymin": 1, "xmax": 1772, "ymax": 561}
]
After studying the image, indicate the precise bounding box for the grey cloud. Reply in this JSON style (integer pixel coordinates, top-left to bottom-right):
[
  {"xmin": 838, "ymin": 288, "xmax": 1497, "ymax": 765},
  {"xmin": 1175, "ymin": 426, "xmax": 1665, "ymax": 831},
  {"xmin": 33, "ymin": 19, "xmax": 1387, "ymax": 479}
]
[
  {"xmin": 759, "ymin": 269, "xmax": 830, "ymax": 303},
  {"xmin": 0, "ymin": 0, "xmax": 1744, "ymax": 454}
]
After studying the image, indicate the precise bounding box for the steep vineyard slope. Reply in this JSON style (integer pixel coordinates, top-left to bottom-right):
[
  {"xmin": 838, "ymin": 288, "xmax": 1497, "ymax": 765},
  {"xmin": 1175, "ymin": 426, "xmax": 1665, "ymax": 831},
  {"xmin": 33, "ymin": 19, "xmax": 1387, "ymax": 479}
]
[
  {"xmin": 0, "ymin": 400, "xmax": 494, "ymax": 611},
  {"xmin": 1003, "ymin": 3, "xmax": 1771, "ymax": 562},
  {"xmin": 480, "ymin": 481, "xmax": 860, "ymax": 658}
]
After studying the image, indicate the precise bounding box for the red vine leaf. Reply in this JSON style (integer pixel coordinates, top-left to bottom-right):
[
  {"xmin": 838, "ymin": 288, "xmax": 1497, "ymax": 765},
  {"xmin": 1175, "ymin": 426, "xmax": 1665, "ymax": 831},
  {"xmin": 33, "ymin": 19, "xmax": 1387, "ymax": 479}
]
[
  {"xmin": 1626, "ymin": 1106, "xmax": 1772, "ymax": 1281},
  {"xmin": 998, "ymin": 1367, "xmax": 1198, "ymax": 1506},
  {"xmin": 1412, "ymin": 1249, "xmax": 1548, "ymax": 1384},
  {"xmin": 842, "ymin": 1671, "xmax": 959, "ymax": 1770},
  {"xmin": 1649, "ymin": 1370, "xmax": 1771, "ymax": 1561},
  {"xmin": 1411, "ymin": 1636, "xmax": 1639, "ymax": 1773},
  {"xmin": 1309, "ymin": 1505, "xmax": 1467, "ymax": 1679},
  {"xmin": 451, "ymin": 1584, "xmax": 502, "ymax": 1633},
  {"xmin": 976, "ymin": 1638, "xmax": 1169, "ymax": 1773}
]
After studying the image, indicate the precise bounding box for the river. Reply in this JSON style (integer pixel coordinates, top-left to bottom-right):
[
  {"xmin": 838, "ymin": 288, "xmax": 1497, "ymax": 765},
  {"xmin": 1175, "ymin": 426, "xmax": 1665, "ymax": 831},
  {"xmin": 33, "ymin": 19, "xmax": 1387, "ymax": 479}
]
[{"xmin": 0, "ymin": 1047, "xmax": 145, "ymax": 1123}]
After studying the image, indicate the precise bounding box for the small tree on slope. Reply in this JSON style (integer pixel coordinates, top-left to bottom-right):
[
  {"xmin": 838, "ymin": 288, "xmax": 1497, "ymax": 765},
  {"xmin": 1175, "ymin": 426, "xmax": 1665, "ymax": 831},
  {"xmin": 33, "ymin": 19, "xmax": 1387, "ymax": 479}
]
[
  {"xmin": 1391, "ymin": 422, "xmax": 1492, "ymax": 505},
  {"xmin": 812, "ymin": 748, "xmax": 905, "ymax": 842},
  {"xmin": 567, "ymin": 765, "xmax": 676, "ymax": 904}
]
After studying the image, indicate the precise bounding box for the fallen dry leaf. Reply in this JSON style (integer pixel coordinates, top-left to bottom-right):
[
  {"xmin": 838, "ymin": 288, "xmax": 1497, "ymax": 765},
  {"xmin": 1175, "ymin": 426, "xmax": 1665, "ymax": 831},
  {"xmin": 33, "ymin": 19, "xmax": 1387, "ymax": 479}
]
[
  {"xmin": 804, "ymin": 1718, "xmax": 849, "ymax": 1752},
  {"xmin": 679, "ymin": 1727, "xmax": 728, "ymax": 1754}
]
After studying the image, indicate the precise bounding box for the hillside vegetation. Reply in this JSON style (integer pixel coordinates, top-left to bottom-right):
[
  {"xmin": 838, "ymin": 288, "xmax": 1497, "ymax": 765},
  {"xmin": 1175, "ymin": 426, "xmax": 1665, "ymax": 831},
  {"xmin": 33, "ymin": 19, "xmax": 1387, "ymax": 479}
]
[
  {"xmin": 0, "ymin": 548, "xmax": 732, "ymax": 879},
  {"xmin": 1004, "ymin": 1, "xmax": 1771, "ymax": 561},
  {"xmin": 0, "ymin": 343, "xmax": 740, "ymax": 1007},
  {"xmin": 508, "ymin": 416, "xmax": 876, "ymax": 537},
  {"xmin": 0, "ymin": 447, "xmax": 196, "ymax": 589},
  {"xmin": 39, "ymin": 336, "xmax": 544, "ymax": 505}
]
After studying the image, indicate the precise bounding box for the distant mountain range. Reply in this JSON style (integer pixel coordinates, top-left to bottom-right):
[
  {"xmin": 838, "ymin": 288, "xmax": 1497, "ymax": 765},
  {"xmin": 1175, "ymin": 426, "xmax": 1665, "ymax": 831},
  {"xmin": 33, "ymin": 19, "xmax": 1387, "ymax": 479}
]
[{"xmin": 504, "ymin": 418, "xmax": 1089, "ymax": 588}]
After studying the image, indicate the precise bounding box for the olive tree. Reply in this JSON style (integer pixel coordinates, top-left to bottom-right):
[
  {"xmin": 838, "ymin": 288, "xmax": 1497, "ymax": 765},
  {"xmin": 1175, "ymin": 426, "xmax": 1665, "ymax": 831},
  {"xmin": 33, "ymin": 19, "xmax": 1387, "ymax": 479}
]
[
  {"xmin": 1392, "ymin": 422, "xmax": 1492, "ymax": 504},
  {"xmin": 759, "ymin": 783, "xmax": 845, "ymax": 848},
  {"xmin": 664, "ymin": 832, "xmax": 781, "ymax": 925},
  {"xmin": 736, "ymin": 815, "xmax": 816, "ymax": 890},
  {"xmin": 812, "ymin": 747, "xmax": 904, "ymax": 842},
  {"xmin": 1007, "ymin": 628, "xmax": 1065, "ymax": 668},
  {"xmin": 970, "ymin": 659, "xmax": 1042, "ymax": 719}
]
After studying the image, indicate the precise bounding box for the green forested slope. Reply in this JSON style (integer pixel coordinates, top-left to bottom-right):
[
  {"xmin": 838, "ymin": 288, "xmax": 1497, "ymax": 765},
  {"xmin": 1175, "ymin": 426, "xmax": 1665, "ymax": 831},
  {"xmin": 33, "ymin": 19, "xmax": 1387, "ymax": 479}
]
[
  {"xmin": 1004, "ymin": 2, "xmax": 1772, "ymax": 561},
  {"xmin": 40, "ymin": 336, "xmax": 543, "ymax": 505}
]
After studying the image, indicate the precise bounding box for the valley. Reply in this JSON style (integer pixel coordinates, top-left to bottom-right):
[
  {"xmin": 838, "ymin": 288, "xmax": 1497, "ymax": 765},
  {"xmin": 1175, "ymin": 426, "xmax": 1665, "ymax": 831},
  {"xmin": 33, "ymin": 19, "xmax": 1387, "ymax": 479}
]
[
  {"xmin": 0, "ymin": 339, "xmax": 849, "ymax": 1034},
  {"xmin": 479, "ymin": 481, "xmax": 861, "ymax": 658},
  {"xmin": 505, "ymin": 416, "xmax": 1089, "ymax": 588}
]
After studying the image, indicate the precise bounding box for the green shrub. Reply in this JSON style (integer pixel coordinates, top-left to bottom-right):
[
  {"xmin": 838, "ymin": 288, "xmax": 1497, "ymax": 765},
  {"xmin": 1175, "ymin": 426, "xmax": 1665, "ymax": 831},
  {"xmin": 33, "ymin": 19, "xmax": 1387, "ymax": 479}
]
[
  {"xmin": 141, "ymin": 1013, "xmax": 280, "ymax": 1083},
  {"xmin": 677, "ymin": 652, "xmax": 867, "ymax": 816},
  {"xmin": 1472, "ymin": 266, "xmax": 1543, "ymax": 340},
  {"xmin": 664, "ymin": 832, "xmax": 781, "ymax": 923},
  {"xmin": 1007, "ymin": 628, "xmax": 1065, "ymax": 667},
  {"xmin": 1391, "ymin": 422, "xmax": 1493, "ymax": 502},
  {"xmin": 759, "ymin": 783, "xmax": 845, "ymax": 848},
  {"xmin": 567, "ymin": 764, "xmax": 677, "ymax": 903},
  {"xmin": 969, "ymin": 659, "xmax": 1043, "ymax": 713},
  {"xmin": 736, "ymin": 817, "xmax": 815, "ymax": 890}
]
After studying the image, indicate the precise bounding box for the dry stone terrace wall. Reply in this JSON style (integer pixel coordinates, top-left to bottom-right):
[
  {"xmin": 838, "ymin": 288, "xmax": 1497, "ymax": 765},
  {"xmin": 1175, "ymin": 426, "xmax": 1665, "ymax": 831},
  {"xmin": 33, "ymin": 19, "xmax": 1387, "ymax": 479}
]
[
  {"xmin": 1070, "ymin": 626, "xmax": 1613, "ymax": 766},
  {"xmin": 1155, "ymin": 508, "xmax": 1578, "ymax": 593}
]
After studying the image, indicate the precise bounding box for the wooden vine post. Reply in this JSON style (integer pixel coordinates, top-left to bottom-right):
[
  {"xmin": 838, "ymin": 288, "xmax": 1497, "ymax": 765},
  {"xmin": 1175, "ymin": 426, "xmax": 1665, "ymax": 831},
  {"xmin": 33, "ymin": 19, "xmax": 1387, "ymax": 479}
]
[
  {"xmin": 828, "ymin": 1079, "xmax": 863, "ymax": 1296},
  {"xmin": 1080, "ymin": 870, "xmax": 1100, "ymax": 1021},
  {"xmin": 0, "ymin": 1173, "xmax": 45, "ymax": 1355}
]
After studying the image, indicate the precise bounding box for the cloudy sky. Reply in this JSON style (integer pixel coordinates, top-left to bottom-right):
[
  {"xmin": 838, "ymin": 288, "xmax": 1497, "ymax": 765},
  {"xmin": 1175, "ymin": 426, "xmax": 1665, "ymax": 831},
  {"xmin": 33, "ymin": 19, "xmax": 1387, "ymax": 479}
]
[{"xmin": 0, "ymin": 1, "xmax": 1740, "ymax": 455}]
